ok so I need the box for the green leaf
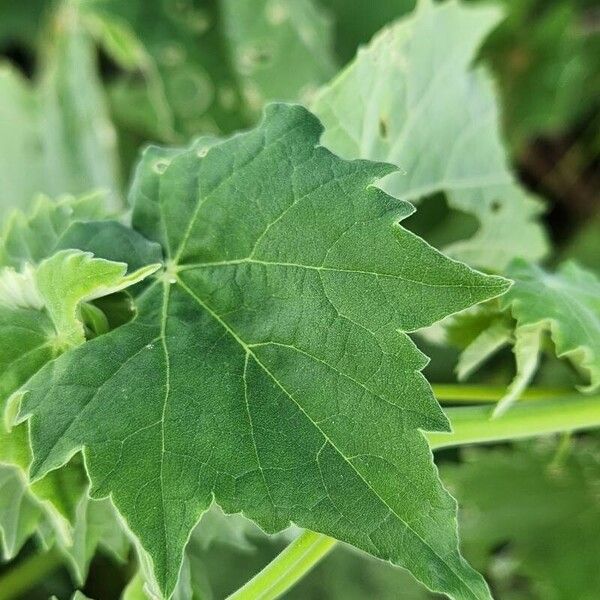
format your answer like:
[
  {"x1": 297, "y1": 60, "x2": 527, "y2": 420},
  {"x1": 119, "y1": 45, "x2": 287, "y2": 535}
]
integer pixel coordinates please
[
  {"x1": 312, "y1": 0, "x2": 547, "y2": 271},
  {"x1": 35, "y1": 249, "x2": 160, "y2": 349},
  {"x1": 444, "y1": 441, "x2": 600, "y2": 599},
  {"x1": 0, "y1": 464, "x2": 43, "y2": 559},
  {"x1": 0, "y1": 3, "x2": 121, "y2": 219},
  {"x1": 17, "y1": 104, "x2": 507, "y2": 600},
  {"x1": 64, "y1": 491, "x2": 130, "y2": 585},
  {"x1": 497, "y1": 260, "x2": 600, "y2": 412},
  {"x1": 0, "y1": 193, "x2": 107, "y2": 269},
  {"x1": 89, "y1": 0, "x2": 336, "y2": 137}
]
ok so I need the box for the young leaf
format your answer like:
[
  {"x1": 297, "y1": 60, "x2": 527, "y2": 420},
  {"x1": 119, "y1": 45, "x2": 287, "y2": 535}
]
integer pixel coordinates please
[
  {"x1": 0, "y1": 209, "x2": 160, "y2": 562},
  {"x1": 0, "y1": 193, "x2": 107, "y2": 269},
  {"x1": 17, "y1": 104, "x2": 507, "y2": 600},
  {"x1": 496, "y1": 260, "x2": 600, "y2": 412},
  {"x1": 446, "y1": 259, "x2": 600, "y2": 414},
  {"x1": 35, "y1": 250, "x2": 160, "y2": 349},
  {"x1": 312, "y1": 0, "x2": 547, "y2": 271}
]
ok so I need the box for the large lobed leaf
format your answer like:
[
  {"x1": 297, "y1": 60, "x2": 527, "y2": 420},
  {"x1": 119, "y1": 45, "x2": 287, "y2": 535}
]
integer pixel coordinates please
[
  {"x1": 312, "y1": 0, "x2": 547, "y2": 271},
  {"x1": 17, "y1": 104, "x2": 507, "y2": 599}
]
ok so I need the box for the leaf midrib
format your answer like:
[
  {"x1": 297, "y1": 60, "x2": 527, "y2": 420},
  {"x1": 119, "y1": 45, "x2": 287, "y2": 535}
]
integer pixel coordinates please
[{"x1": 176, "y1": 257, "x2": 500, "y2": 291}]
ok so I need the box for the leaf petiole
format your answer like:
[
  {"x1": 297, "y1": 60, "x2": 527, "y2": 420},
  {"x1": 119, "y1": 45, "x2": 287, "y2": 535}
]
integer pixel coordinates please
[
  {"x1": 431, "y1": 383, "x2": 572, "y2": 404},
  {"x1": 226, "y1": 530, "x2": 337, "y2": 600},
  {"x1": 428, "y1": 393, "x2": 600, "y2": 449}
]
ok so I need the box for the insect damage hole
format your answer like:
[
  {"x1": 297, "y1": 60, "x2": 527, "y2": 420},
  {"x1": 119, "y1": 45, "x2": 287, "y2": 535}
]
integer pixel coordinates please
[
  {"x1": 490, "y1": 199, "x2": 502, "y2": 213},
  {"x1": 379, "y1": 116, "x2": 389, "y2": 139}
]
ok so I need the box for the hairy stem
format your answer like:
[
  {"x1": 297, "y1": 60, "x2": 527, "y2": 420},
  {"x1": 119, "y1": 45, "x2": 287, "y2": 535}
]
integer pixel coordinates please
[
  {"x1": 229, "y1": 393, "x2": 600, "y2": 599},
  {"x1": 0, "y1": 548, "x2": 63, "y2": 600},
  {"x1": 226, "y1": 530, "x2": 336, "y2": 600}
]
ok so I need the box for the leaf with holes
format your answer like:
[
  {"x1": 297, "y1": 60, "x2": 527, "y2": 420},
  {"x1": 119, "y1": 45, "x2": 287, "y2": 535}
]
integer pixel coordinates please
[
  {"x1": 88, "y1": 0, "x2": 336, "y2": 139},
  {"x1": 16, "y1": 104, "x2": 508, "y2": 600},
  {"x1": 312, "y1": 0, "x2": 547, "y2": 271}
]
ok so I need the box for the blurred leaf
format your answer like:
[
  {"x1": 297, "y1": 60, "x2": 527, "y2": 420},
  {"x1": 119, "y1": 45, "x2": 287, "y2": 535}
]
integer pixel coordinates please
[
  {"x1": 317, "y1": 0, "x2": 416, "y2": 63},
  {"x1": 471, "y1": 0, "x2": 600, "y2": 147},
  {"x1": 63, "y1": 492, "x2": 129, "y2": 586},
  {"x1": 0, "y1": 5, "x2": 121, "y2": 220},
  {"x1": 0, "y1": 193, "x2": 107, "y2": 269},
  {"x1": 89, "y1": 0, "x2": 336, "y2": 138},
  {"x1": 500, "y1": 260, "x2": 600, "y2": 406},
  {"x1": 190, "y1": 504, "x2": 259, "y2": 553},
  {"x1": 0, "y1": 464, "x2": 43, "y2": 559},
  {"x1": 447, "y1": 260, "x2": 600, "y2": 413},
  {"x1": 444, "y1": 440, "x2": 600, "y2": 600},
  {"x1": 313, "y1": 0, "x2": 548, "y2": 271}
]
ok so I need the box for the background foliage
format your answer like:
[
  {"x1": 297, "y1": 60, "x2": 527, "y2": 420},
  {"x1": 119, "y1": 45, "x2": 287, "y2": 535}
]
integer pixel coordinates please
[{"x1": 0, "y1": 0, "x2": 598, "y2": 599}]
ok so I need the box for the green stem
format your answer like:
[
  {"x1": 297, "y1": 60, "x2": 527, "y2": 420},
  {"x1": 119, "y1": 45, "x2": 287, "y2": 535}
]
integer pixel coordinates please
[
  {"x1": 226, "y1": 531, "x2": 336, "y2": 600},
  {"x1": 0, "y1": 548, "x2": 63, "y2": 600},
  {"x1": 427, "y1": 394, "x2": 600, "y2": 449},
  {"x1": 431, "y1": 383, "x2": 572, "y2": 403},
  {"x1": 229, "y1": 393, "x2": 600, "y2": 600}
]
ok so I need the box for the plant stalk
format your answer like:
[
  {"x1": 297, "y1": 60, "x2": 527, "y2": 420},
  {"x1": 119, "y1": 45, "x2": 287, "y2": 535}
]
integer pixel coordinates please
[
  {"x1": 428, "y1": 394, "x2": 600, "y2": 449},
  {"x1": 226, "y1": 530, "x2": 336, "y2": 600},
  {"x1": 431, "y1": 383, "x2": 572, "y2": 403}
]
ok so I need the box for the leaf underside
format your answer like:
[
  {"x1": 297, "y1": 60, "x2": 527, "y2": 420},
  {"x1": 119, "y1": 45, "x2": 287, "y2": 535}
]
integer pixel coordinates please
[
  {"x1": 18, "y1": 104, "x2": 506, "y2": 599},
  {"x1": 312, "y1": 0, "x2": 547, "y2": 271}
]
